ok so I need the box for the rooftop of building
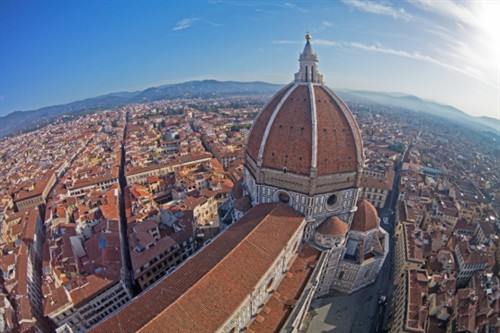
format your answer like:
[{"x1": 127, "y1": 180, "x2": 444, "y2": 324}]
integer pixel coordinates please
[
  {"x1": 403, "y1": 223, "x2": 431, "y2": 263},
  {"x1": 405, "y1": 269, "x2": 429, "y2": 332},
  {"x1": 351, "y1": 199, "x2": 379, "y2": 232},
  {"x1": 248, "y1": 244, "x2": 320, "y2": 333},
  {"x1": 91, "y1": 203, "x2": 305, "y2": 333},
  {"x1": 317, "y1": 216, "x2": 349, "y2": 236}
]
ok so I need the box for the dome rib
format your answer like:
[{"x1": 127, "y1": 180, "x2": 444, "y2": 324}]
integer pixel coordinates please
[
  {"x1": 313, "y1": 86, "x2": 361, "y2": 175},
  {"x1": 309, "y1": 83, "x2": 318, "y2": 172},
  {"x1": 322, "y1": 85, "x2": 364, "y2": 169},
  {"x1": 257, "y1": 84, "x2": 298, "y2": 166},
  {"x1": 244, "y1": 35, "x2": 364, "y2": 196},
  {"x1": 246, "y1": 83, "x2": 294, "y2": 162},
  {"x1": 247, "y1": 83, "x2": 362, "y2": 176},
  {"x1": 261, "y1": 84, "x2": 312, "y2": 175}
]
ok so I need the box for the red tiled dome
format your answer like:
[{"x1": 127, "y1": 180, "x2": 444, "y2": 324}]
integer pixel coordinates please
[
  {"x1": 246, "y1": 83, "x2": 362, "y2": 176},
  {"x1": 351, "y1": 199, "x2": 379, "y2": 232},
  {"x1": 317, "y1": 216, "x2": 349, "y2": 236}
]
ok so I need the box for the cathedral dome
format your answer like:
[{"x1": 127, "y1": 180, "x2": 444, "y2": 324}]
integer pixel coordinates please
[
  {"x1": 246, "y1": 84, "x2": 362, "y2": 176},
  {"x1": 351, "y1": 199, "x2": 379, "y2": 232},
  {"x1": 246, "y1": 35, "x2": 363, "y2": 189},
  {"x1": 317, "y1": 216, "x2": 349, "y2": 236}
]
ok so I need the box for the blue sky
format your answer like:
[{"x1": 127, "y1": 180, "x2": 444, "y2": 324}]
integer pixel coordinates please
[{"x1": 1, "y1": 0, "x2": 499, "y2": 119}]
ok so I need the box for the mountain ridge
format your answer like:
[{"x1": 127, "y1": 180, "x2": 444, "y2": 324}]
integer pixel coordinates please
[
  {"x1": 0, "y1": 80, "x2": 282, "y2": 137},
  {"x1": 1, "y1": 80, "x2": 498, "y2": 137},
  {"x1": 337, "y1": 89, "x2": 500, "y2": 134}
]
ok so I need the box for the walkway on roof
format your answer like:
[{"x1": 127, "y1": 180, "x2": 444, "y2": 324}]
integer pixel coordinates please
[{"x1": 248, "y1": 244, "x2": 321, "y2": 333}]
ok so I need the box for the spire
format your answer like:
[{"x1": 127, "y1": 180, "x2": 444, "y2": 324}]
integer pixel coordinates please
[
  {"x1": 295, "y1": 34, "x2": 323, "y2": 84},
  {"x1": 303, "y1": 33, "x2": 314, "y2": 56}
]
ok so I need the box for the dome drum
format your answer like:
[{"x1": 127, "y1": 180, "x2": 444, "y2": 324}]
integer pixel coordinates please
[
  {"x1": 245, "y1": 82, "x2": 363, "y2": 199},
  {"x1": 315, "y1": 233, "x2": 346, "y2": 249},
  {"x1": 245, "y1": 153, "x2": 360, "y2": 196},
  {"x1": 243, "y1": 177, "x2": 359, "y2": 222},
  {"x1": 314, "y1": 215, "x2": 349, "y2": 249}
]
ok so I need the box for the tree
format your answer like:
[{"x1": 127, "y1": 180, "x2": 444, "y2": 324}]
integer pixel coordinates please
[{"x1": 388, "y1": 142, "x2": 405, "y2": 154}]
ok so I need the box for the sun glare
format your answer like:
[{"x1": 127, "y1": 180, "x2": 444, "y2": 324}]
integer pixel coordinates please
[{"x1": 476, "y1": 1, "x2": 500, "y2": 64}]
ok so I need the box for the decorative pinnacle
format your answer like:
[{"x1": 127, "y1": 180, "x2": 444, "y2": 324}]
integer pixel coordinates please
[{"x1": 295, "y1": 33, "x2": 323, "y2": 84}]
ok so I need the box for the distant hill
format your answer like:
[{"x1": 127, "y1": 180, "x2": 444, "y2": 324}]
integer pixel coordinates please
[
  {"x1": 129, "y1": 80, "x2": 282, "y2": 103},
  {"x1": 337, "y1": 89, "x2": 500, "y2": 134},
  {"x1": 0, "y1": 91, "x2": 139, "y2": 137},
  {"x1": 0, "y1": 80, "x2": 282, "y2": 137},
  {"x1": 1, "y1": 81, "x2": 498, "y2": 137}
]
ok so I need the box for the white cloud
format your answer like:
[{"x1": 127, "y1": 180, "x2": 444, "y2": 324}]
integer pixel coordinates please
[
  {"x1": 349, "y1": 42, "x2": 495, "y2": 89},
  {"x1": 322, "y1": 21, "x2": 333, "y2": 27},
  {"x1": 284, "y1": 2, "x2": 307, "y2": 13},
  {"x1": 410, "y1": 1, "x2": 479, "y2": 26},
  {"x1": 272, "y1": 40, "x2": 303, "y2": 45},
  {"x1": 203, "y1": 20, "x2": 221, "y2": 27},
  {"x1": 409, "y1": 1, "x2": 499, "y2": 91},
  {"x1": 315, "y1": 39, "x2": 338, "y2": 47},
  {"x1": 172, "y1": 18, "x2": 199, "y2": 31},
  {"x1": 341, "y1": 0, "x2": 412, "y2": 21}
]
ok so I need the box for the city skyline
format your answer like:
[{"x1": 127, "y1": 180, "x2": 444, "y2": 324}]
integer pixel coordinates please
[
  {"x1": 1, "y1": 31, "x2": 499, "y2": 333},
  {"x1": 1, "y1": 0, "x2": 499, "y2": 120}
]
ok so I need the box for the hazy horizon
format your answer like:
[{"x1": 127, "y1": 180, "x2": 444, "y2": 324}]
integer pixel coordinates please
[{"x1": 1, "y1": 1, "x2": 499, "y2": 119}]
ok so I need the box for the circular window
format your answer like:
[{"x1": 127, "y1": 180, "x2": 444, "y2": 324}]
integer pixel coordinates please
[
  {"x1": 278, "y1": 192, "x2": 290, "y2": 204},
  {"x1": 327, "y1": 194, "x2": 337, "y2": 206}
]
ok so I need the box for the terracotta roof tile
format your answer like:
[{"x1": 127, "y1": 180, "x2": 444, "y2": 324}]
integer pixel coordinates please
[
  {"x1": 247, "y1": 85, "x2": 292, "y2": 161},
  {"x1": 91, "y1": 203, "x2": 305, "y2": 333},
  {"x1": 249, "y1": 244, "x2": 320, "y2": 333},
  {"x1": 317, "y1": 216, "x2": 348, "y2": 236},
  {"x1": 351, "y1": 199, "x2": 379, "y2": 232},
  {"x1": 43, "y1": 286, "x2": 71, "y2": 317},
  {"x1": 261, "y1": 85, "x2": 313, "y2": 175},
  {"x1": 69, "y1": 275, "x2": 115, "y2": 307},
  {"x1": 314, "y1": 86, "x2": 360, "y2": 175},
  {"x1": 246, "y1": 84, "x2": 361, "y2": 176},
  {"x1": 23, "y1": 209, "x2": 39, "y2": 242},
  {"x1": 16, "y1": 254, "x2": 29, "y2": 296}
]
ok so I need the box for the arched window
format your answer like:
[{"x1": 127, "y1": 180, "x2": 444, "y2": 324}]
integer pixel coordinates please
[
  {"x1": 305, "y1": 66, "x2": 308, "y2": 81},
  {"x1": 278, "y1": 192, "x2": 290, "y2": 204}
]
